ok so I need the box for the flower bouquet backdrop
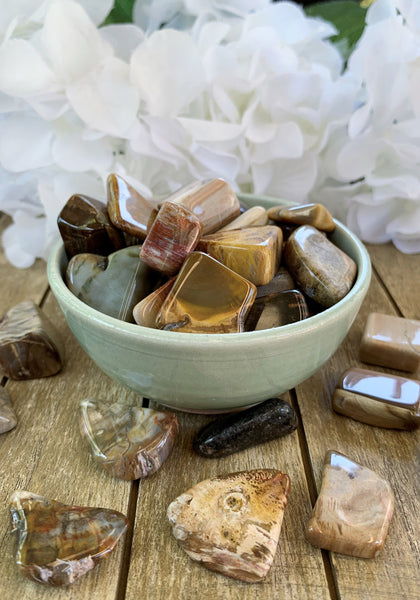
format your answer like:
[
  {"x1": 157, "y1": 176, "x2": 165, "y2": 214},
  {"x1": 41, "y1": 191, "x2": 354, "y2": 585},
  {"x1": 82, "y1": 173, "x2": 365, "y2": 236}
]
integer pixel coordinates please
[{"x1": 0, "y1": 0, "x2": 419, "y2": 268}]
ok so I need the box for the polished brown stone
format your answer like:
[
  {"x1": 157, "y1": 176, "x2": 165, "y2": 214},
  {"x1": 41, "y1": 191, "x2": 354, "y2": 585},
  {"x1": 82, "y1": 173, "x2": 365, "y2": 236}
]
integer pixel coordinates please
[
  {"x1": 107, "y1": 173, "x2": 157, "y2": 240},
  {"x1": 140, "y1": 201, "x2": 203, "y2": 275},
  {"x1": 133, "y1": 278, "x2": 175, "y2": 328},
  {"x1": 255, "y1": 267, "x2": 295, "y2": 299},
  {"x1": 332, "y1": 367, "x2": 420, "y2": 430},
  {"x1": 218, "y1": 206, "x2": 268, "y2": 232},
  {"x1": 66, "y1": 246, "x2": 160, "y2": 322},
  {"x1": 167, "y1": 469, "x2": 290, "y2": 582},
  {"x1": 0, "y1": 301, "x2": 63, "y2": 380},
  {"x1": 284, "y1": 225, "x2": 357, "y2": 308},
  {"x1": 165, "y1": 179, "x2": 240, "y2": 235},
  {"x1": 57, "y1": 194, "x2": 125, "y2": 259},
  {"x1": 80, "y1": 398, "x2": 179, "y2": 479},
  {"x1": 245, "y1": 289, "x2": 308, "y2": 331},
  {"x1": 267, "y1": 203, "x2": 335, "y2": 232},
  {"x1": 198, "y1": 225, "x2": 282, "y2": 286},
  {"x1": 0, "y1": 387, "x2": 17, "y2": 434},
  {"x1": 156, "y1": 252, "x2": 256, "y2": 333},
  {"x1": 360, "y1": 312, "x2": 420, "y2": 372},
  {"x1": 305, "y1": 451, "x2": 394, "y2": 558},
  {"x1": 10, "y1": 491, "x2": 128, "y2": 586}
]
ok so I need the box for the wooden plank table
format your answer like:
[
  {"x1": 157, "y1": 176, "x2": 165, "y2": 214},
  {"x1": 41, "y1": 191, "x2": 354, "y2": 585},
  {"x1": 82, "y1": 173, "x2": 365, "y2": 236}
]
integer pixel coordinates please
[{"x1": 0, "y1": 212, "x2": 419, "y2": 600}]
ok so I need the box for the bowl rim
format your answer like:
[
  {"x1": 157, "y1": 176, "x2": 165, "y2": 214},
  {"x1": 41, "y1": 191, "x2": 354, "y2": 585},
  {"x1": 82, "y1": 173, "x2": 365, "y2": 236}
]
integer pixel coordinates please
[{"x1": 47, "y1": 193, "x2": 372, "y2": 349}]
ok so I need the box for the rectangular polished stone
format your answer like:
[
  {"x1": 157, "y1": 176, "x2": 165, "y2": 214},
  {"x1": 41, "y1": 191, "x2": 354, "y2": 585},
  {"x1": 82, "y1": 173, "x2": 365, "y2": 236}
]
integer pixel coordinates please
[
  {"x1": 360, "y1": 312, "x2": 420, "y2": 372},
  {"x1": 332, "y1": 367, "x2": 420, "y2": 429},
  {"x1": 156, "y1": 252, "x2": 256, "y2": 333}
]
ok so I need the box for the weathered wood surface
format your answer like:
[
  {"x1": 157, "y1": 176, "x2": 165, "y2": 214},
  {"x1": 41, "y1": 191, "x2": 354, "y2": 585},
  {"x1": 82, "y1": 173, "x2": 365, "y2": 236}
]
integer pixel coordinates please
[{"x1": 0, "y1": 215, "x2": 419, "y2": 600}]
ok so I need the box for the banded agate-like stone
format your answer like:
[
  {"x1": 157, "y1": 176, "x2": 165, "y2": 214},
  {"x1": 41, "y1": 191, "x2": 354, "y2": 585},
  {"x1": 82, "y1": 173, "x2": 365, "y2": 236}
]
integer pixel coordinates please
[
  {"x1": 360, "y1": 312, "x2": 420, "y2": 372},
  {"x1": 268, "y1": 203, "x2": 335, "y2": 232},
  {"x1": 0, "y1": 387, "x2": 17, "y2": 434},
  {"x1": 306, "y1": 451, "x2": 394, "y2": 558},
  {"x1": 57, "y1": 194, "x2": 124, "y2": 259},
  {"x1": 284, "y1": 225, "x2": 357, "y2": 308},
  {"x1": 198, "y1": 225, "x2": 282, "y2": 286},
  {"x1": 156, "y1": 252, "x2": 257, "y2": 333},
  {"x1": 107, "y1": 173, "x2": 157, "y2": 239},
  {"x1": 10, "y1": 491, "x2": 128, "y2": 586},
  {"x1": 140, "y1": 201, "x2": 203, "y2": 275},
  {"x1": 332, "y1": 367, "x2": 420, "y2": 430},
  {"x1": 165, "y1": 179, "x2": 240, "y2": 235},
  {"x1": 167, "y1": 469, "x2": 290, "y2": 582},
  {"x1": 245, "y1": 289, "x2": 308, "y2": 331},
  {"x1": 80, "y1": 398, "x2": 179, "y2": 479},
  {"x1": 133, "y1": 278, "x2": 175, "y2": 328},
  {"x1": 218, "y1": 206, "x2": 268, "y2": 232},
  {"x1": 0, "y1": 301, "x2": 63, "y2": 380}
]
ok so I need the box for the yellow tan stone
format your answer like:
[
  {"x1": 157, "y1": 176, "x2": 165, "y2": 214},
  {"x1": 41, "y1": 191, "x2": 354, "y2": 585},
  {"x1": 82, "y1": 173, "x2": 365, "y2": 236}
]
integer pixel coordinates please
[
  {"x1": 268, "y1": 203, "x2": 335, "y2": 232},
  {"x1": 218, "y1": 206, "x2": 268, "y2": 232}
]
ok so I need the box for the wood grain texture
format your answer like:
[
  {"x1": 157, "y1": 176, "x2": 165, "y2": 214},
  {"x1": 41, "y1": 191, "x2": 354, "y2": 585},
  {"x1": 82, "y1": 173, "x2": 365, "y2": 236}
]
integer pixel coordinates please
[
  {"x1": 296, "y1": 270, "x2": 420, "y2": 600},
  {"x1": 125, "y1": 394, "x2": 331, "y2": 600}
]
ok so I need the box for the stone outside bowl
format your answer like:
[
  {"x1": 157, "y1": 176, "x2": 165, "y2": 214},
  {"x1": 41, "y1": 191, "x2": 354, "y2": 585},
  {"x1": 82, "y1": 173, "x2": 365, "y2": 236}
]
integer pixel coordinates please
[{"x1": 47, "y1": 194, "x2": 371, "y2": 413}]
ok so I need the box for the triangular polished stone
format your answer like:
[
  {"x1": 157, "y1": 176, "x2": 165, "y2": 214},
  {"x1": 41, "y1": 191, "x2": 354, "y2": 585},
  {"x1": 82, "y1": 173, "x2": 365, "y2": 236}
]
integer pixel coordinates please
[
  {"x1": 80, "y1": 398, "x2": 179, "y2": 479},
  {"x1": 267, "y1": 203, "x2": 335, "y2": 232},
  {"x1": 107, "y1": 173, "x2": 157, "y2": 240},
  {"x1": 156, "y1": 252, "x2": 256, "y2": 333},
  {"x1": 305, "y1": 451, "x2": 394, "y2": 558},
  {"x1": 10, "y1": 491, "x2": 128, "y2": 586},
  {"x1": 198, "y1": 225, "x2": 282, "y2": 286},
  {"x1": 167, "y1": 469, "x2": 290, "y2": 582},
  {"x1": 0, "y1": 387, "x2": 17, "y2": 434},
  {"x1": 66, "y1": 246, "x2": 161, "y2": 322}
]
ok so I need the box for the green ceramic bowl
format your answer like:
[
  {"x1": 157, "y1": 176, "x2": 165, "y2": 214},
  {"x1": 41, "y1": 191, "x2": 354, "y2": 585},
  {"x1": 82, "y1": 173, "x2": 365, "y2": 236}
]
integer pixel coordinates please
[{"x1": 47, "y1": 194, "x2": 371, "y2": 412}]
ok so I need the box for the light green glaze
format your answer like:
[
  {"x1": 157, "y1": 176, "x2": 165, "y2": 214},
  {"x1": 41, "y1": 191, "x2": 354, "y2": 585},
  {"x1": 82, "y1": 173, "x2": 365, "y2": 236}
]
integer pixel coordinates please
[{"x1": 47, "y1": 194, "x2": 371, "y2": 413}]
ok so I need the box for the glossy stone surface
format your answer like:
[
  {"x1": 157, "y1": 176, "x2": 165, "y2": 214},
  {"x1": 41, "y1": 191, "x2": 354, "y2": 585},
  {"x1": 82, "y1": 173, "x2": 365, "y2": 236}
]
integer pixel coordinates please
[
  {"x1": 305, "y1": 451, "x2": 394, "y2": 558},
  {"x1": 268, "y1": 203, "x2": 335, "y2": 232},
  {"x1": 140, "y1": 201, "x2": 203, "y2": 275},
  {"x1": 0, "y1": 387, "x2": 17, "y2": 434},
  {"x1": 198, "y1": 225, "x2": 282, "y2": 286},
  {"x1": 66, "y1": 246, "x2": 160, "y2": 323},
  {"x1": 80, "y1": 398, "x2": 178, "y2": 479},
  {"x1": 284, "y1": 225, "x2": 357, "y2": 308},
  {"x1": 156, "y1": 252, "x2": 256, "y2": 333},
  {"x1": 255, "y1": 267, "x2": 295, "y2": 299},
  {"x1": 167, "y1": 469, "x2": 290, "y2": 582},
  {"x1": 133, "y1": 278, "x2": 175, "y2": 328},
  {"x1": 10, "y1": 490, "x2": 128, "y2": 586},
  {"x1": 0, "y1": 301, "x2": 63, "y2": 380},
  {"x1": 107, "y1": 173, "x2": 157, "y2": 240},
  {"x1": 218, "y1": 206, "x2": 268, "y2": 232},
  {"x1": 245, "y1": 289, "x2": 308, "y2": 331},
  {"x1": 57, "y1": 194, "x2": 125, "y2": 259},
  {"x1": 332, "y1": 367, "x2": 420, "y2": 430},
  {"x1": 165, "y1": 179, "x2": 240, "y2": 235},
  {"x1": 360, "y1": 312, "x2": 420, "y2": 372},
  {"x1": 194, "y1": 398, "x2": 297, "y2": 457}
]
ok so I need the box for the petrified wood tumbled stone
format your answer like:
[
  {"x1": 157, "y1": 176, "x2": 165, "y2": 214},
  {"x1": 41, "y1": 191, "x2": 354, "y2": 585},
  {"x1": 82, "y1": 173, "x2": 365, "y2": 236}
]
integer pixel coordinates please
[
  {"x1": 268, "y1": 203, "x2": 335, "y2": 232},
  {"x1": 305, "y1": 451, "x2": 394, "y2": 558},
  {"x1": 66, "y1": 246, "x2": 160, "y2": 322},
  {"x1": 0, "y1": 301, "x2": 63, "y2": 380},
  {"x1": 284, "y1": 225, "x2": 357, "y2": 308},
  {"x1": 133, "y1": 278, "x2": 175, "y2": 328},
  {"x1": 156, "y1": 252, "x2": 256, "y2": 333},
  {"x1": 165, "y1": 178, "x2": 240, "y2": 235},
  {"x1": 10, "y1": 491, "x2": 128, "y2": 586},
  {"x1": 167, "y1": 469, "x2": 290, "y2": 582},
  {"x1": 245, "y1": 289, "x2": 308, "y2": 331},
  {"x1": 80, "y1": 398, "x2": 179, "y2": 479},
  {"x1": 194, "y1": 398, "x2": 297, "y2": 457},
  {"x1": 218, "y1": 206, "x2": 268, "y2": 232},
  {"x1": 57, "y1": 194, "x2": 125, "y2": 259},
  {"x1": 140, "y1": 201, "x2": 203, "y2": 275},
  {"x1": 107, "y1": 173, "x2": 157, "y2": 240},
  {"x1": 198, "y1": 225, "x2": 282, "y2": 286},
  {"x1": 0, "y1": 387, "x2": 17, "y2": 434},
  {"x1": 332, "y1": 367, "x2": 420, "y2": 430}
]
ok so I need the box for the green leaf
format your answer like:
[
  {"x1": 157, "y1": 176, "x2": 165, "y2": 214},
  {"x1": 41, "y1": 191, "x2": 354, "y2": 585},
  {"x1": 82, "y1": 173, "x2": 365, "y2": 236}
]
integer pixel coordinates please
[
  {"x1": 102, "y1": 0, "x2": 136, "y2": 25},
  {"x1": 305, "y1": 1, "x2": 367, "y2": 61}
]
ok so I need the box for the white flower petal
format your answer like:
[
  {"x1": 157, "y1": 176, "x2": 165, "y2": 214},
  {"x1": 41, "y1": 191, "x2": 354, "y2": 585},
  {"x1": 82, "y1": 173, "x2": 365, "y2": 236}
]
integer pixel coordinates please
[
  {"x1": 41, "y1": 0, "x2": 113, "y2": 84},
  {"x1": 366, "y1": 0, "x2": 397, "y2": 24},
  {"x1": 100, "y1": 24, "x2": 145, "y2": 62},
  {"x1": 177, "y1": 117, "x2": 243, "y2": 141},
  {"x1": 0, "y1": 112, "x2": 53, "y2": 171},
  {"x1": 133, "y1": 0, "x2": 183, "y2": 33},
  {"x1": 2, "y1": 210, "x2": 46, "y2": 268},
  {"x1": 0, "y1": 38, "x2": 56, "y2": 97},
  {"x1": 130, "y1": 29, "x2": 205, "y2": 117},
  {"x1": 52, "y1": 121, "x2": 114, "y2": 172},
  {"x1": 347, "y1": 200, "x2": 399, "y2": 244},
  {"x1": 77, "y1": 0, "x2": 114, "y2": 25},
  {"x1": 265, "y1": 152, "x2": 318, "y2": 202},
  {"x1": 67, "y1": 57, "x2": 140, "y2": 137}
]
